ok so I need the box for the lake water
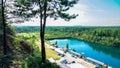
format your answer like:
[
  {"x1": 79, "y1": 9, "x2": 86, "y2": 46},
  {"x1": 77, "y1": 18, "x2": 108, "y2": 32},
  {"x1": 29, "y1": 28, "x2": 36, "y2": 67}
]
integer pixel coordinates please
[{"x1": 50, "y1": 38, "x2": 120, "y2": 68}]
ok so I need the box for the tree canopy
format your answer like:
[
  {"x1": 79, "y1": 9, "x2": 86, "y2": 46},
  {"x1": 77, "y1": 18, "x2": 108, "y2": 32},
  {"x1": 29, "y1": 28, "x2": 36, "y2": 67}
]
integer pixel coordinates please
[
  {"x1": 11, "y1": 0, "x2": 79, "y2": 63},
  {"x1": 12, "y1": 0, "x2": 78, "y2": 21}
]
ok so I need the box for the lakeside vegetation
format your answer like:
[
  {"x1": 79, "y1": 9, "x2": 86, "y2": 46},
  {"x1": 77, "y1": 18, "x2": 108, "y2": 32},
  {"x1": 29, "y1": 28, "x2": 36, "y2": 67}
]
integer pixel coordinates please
[{"x1": 15, "y1": 26, "x2": 120, "y2": 47}]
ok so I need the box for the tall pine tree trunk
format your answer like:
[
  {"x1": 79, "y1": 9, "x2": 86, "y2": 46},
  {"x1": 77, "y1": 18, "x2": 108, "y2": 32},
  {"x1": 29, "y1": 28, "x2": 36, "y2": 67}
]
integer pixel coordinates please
[
  {"x1": 2, "y1": 0, "x2": 7, "y2": 55},
  {"x1": 39, "y1": 0, "x2": 47, "y2": 63},
  {"x1": 41, "y1": 0, "x2": 47, "y2": 63}
]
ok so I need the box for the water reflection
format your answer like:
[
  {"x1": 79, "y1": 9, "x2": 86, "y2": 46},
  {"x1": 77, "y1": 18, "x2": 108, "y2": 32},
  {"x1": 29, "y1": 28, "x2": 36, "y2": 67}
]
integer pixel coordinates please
[{"x1": 87, "y1": 42, "x2": 120, "y2": 59}]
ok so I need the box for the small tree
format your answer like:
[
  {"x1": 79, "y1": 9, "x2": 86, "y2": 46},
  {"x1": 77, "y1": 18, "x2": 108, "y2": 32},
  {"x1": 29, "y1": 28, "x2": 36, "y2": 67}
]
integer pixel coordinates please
[
  {"x1": 65, "y1": 43, "x2": 69, "y2": 52},
  {"x1": 66, "y1": 43, "x2": 69, "y2": 49},
  {"x1": 55, "y1": 41, "x2": 57, "y2": 45},
  {"x1": 72, "y1": 49, "x2": 76, "y2": 52}
]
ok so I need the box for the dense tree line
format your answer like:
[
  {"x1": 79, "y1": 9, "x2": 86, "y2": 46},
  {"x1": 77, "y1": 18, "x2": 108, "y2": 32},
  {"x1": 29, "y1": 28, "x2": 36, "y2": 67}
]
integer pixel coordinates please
[{"x1": 15, "y1": 26, "x2": 120, "y2": 47}]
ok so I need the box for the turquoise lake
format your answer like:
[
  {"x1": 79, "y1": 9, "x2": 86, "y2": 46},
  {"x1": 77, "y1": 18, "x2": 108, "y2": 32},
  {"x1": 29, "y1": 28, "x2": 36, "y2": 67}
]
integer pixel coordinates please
[{"x1": 50, "y1": 38, "x2": 120, "y2": 68}]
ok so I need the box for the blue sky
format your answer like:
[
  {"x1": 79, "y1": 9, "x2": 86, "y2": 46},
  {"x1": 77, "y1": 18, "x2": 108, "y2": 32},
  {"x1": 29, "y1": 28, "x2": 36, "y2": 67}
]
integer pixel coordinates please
[{"x1": 14, "y1": 0, "x2": 120, "y2": 26}]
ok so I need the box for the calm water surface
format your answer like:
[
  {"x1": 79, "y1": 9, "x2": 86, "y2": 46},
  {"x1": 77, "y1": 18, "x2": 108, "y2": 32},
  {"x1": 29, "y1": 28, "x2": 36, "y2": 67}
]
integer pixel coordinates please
[{"x1": 50, "y1": 38, "x2": 120, "y2": 68}]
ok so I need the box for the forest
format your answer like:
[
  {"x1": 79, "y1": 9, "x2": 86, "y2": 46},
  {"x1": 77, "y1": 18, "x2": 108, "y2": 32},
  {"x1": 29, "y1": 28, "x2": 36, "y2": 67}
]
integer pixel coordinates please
[{"x1": 15, "y1": 26, "x2": 120, "y2": 47}]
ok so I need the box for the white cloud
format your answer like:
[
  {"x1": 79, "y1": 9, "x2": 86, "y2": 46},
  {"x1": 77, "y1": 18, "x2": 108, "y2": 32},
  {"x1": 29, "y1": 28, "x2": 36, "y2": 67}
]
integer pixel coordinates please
[
  {"x1": 12, "y1": 1, "x2": 120, "y2": 26},
  {"x1": 68, "y1": 4, "x2": 90, "y2": 16}
]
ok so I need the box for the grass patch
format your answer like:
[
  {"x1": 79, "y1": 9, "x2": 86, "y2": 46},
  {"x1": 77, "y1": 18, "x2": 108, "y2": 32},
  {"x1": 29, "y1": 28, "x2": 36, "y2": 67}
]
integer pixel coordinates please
[
  {"x1": 36, "y1": 41, "x2": 61, "y2": 60},
  {"x1": 45, "y1": 45, "x2": 61, "y2": 60}
]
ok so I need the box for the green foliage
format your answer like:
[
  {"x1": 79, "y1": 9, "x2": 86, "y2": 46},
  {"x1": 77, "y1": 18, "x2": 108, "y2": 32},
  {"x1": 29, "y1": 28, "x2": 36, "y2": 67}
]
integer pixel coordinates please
[
  {"x1": 55, "y1": 41, "x2": 57, "y2": 45},
  {"x1": 13, "y1": 0, "x2": 78, "y2": 21},
  {"x1": 13, "y1": 33, "x2": 60, "y2": 68},
  {"x1": 45, "y1": 26, "x2": 120, "y2": 47},
  {"x1": 66, "y1": 43, "x2": 69, "y2": 49},
  {"x1": 15, "y1": 26, "x2": 120, "y2": 47},
  {"x1": 72, "y1": 49, "x2": 76, "y2": 52},
  {"x1": 12, "y1": 33, "x2": 41, "y2": 68},
  {"x1": 37, "y1": 61, "x2": 60, "y2": 68}
]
